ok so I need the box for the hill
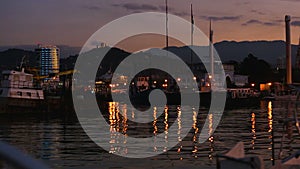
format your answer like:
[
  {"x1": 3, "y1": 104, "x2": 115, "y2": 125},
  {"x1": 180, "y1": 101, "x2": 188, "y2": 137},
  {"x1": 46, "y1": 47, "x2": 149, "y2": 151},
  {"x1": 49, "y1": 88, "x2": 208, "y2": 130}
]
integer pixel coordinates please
[{"x1": 0, "y1": 40, "x2": 299, "y2": 70}]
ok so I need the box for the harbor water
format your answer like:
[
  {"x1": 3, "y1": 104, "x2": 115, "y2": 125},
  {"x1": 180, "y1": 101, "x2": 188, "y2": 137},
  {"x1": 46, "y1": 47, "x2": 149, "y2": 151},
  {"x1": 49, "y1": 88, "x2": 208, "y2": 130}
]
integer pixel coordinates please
[{"x1": 0, "y1": 100, "x2": 300, "y2": 169}]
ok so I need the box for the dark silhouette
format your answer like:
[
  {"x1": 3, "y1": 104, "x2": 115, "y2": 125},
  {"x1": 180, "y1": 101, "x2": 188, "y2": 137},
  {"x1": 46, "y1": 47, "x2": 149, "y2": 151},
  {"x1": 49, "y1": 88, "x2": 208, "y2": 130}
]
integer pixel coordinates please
[{"x1": 240, "y1": 53, "x2": 274, "y2": 83}]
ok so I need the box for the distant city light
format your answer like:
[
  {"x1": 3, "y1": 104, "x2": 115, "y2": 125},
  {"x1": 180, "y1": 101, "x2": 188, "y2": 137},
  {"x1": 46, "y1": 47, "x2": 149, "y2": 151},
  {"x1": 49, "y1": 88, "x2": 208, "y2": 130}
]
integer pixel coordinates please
[
  {"x1": 177, "y1": 78, "x2": 181, "y2": 82},
  {"x1": 251, "y1": 83, "x2": 255, "y2": 87},
  {"x1": 267, "y1": 83, "x2": 272, "y2": 86},
  {"x1": 193, "y1": 77, "x2": 197, "y2": 80}
]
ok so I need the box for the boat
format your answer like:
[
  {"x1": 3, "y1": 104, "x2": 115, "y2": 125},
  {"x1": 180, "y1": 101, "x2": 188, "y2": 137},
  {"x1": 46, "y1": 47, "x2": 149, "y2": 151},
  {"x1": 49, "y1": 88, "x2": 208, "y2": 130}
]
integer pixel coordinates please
[
  {"x1": 96, "y1": 76, "x2": 260, "y2": 108},
  {"x1": 225, "y1": 88, "x2": 261, "y2": 108},
  {"x1": 0, "y1": 68, "x2": 44, "y2": 113},
  {"x1": 216, "y1": 142, "x2": 265, "y2": 169},
  {"x1": 269, "y1": 83, "x2": 300, "y2": 101},
  {"x1": 227, "y1": 88, "x2": 259, "y2": 99}
]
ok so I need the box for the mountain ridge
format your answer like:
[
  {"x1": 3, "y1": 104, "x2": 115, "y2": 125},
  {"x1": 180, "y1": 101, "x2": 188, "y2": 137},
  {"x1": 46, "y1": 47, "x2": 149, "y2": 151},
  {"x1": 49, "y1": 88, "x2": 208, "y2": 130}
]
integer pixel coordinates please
[{"x1": 0, "y1": 40, "x2": 299, "y2": 68}]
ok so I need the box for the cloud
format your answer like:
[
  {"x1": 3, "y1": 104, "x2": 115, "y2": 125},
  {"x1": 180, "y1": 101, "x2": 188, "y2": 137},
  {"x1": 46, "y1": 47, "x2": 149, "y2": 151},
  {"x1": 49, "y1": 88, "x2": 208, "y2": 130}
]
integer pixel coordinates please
[
  {"x1": 272, "y1": 16, "x2": 300, "y2": 23},
  {"x1": 235, "y1": 1, "x2": 251, "y2": 6},
  {"x1": 113, "y1": 3, "x2": 158, "y2": 11},
  {"x1": 83, "y1": 5, "x2": 101, "y2": 11},
  {"x1": 291, "y1": 21, "x2": 300, "y2": 27},
  {"x1": 158, "y1": 5, "x2": 167, "y2": 11},
  {"x1": 273, "y1": 19, "x2": 284, "y2": 23},
  {"x1": 250, "y1": 10, "x2": 265, "y2": 15},
  {"x1": 112, "y1": 3, "x2": 190, "y2": 17},
  {"x1": 200, "y1": 16, "x2": 241, "y2": 21},
  {"x1": 263, "y1": 22, "x2": 280, "y2": 26},
  {"x1": 281, "y1": 0, "x2": 300, "y2": 2},
  {"x1": 173, "y1": 11, "x2": 189, "y2": 17},
  {"x1": 242, "y1": 19, "x2": 279, "y2": 26},
  {"x1": 158, "y1": 5, "x2": 189, "y2": 17}
]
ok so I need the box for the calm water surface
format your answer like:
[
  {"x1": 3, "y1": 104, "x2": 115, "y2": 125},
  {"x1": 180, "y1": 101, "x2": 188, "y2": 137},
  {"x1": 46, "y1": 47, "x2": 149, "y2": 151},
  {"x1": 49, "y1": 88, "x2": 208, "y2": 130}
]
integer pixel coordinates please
[{"x1": 1, "y1": 100, "x2": 300, "y2": 169}]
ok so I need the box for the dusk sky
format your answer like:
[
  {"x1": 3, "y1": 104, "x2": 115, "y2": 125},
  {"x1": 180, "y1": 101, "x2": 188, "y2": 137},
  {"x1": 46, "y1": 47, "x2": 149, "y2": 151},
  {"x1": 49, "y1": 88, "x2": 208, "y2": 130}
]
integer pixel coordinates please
[{"x1": 1, "y1": 0, "x2": 300, "y2": 51}]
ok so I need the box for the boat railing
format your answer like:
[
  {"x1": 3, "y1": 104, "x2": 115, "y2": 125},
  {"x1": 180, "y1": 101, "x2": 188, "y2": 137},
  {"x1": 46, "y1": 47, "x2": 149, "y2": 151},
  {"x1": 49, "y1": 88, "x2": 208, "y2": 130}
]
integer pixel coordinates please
[{"x1": 2, "y1": 80, "x2": 34, "y2": 89}]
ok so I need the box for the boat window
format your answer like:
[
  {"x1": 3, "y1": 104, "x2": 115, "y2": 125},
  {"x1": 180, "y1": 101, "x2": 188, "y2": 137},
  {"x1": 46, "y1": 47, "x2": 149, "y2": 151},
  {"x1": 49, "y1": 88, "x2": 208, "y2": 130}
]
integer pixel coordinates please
[
  {"x1": 25, "y1": 75, "x2": 32, "y2": 81},
  {"x1": 3, "y1": 75, "x2": 8, "y2": 80},
  {"x1": 14, "y1": 75, "x2": 20, "y2": 81},
  {"x1": 26, "y1": 92, "x2": 31, "y2": 97},
  {"x1": 17, "y1": 91, "x2": 22, "y2": 96}
]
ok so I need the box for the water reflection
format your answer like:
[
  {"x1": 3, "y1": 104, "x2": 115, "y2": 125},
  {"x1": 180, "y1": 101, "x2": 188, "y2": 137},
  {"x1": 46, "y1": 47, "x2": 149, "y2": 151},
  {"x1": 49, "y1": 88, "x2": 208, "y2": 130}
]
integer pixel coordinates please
[
  {"x1": 1, "y1": 100, "x2": 300, "y2": 168},
  {"x1": 105, "y1": 102, "x2": 219, "y2": 161},
  {"x1": 267, "y1": 101, "x2": 273, "y2": 163},
  {"x1": 208, "y1": 113, "x2": 214, "y2": 160},
  {"x1": 164, "y1": 106, "x2": 169, "y2": 152},
  {"x1": 251, "y1": 112, "x2": 256, "y2": 150},
  {"x1": 277, "y1": 101, "x2": 300, "y2": 160},
  {"x1": 176, "y1": 107, "x2": 182, "y2": 155},
  {"x1": 192, "y1": 110, "x2": 198, "y2": 155},
  {"x1": 268, "y1": 101, "x2": 273, "y2": 133},
  {"x1": 121, "y1": 104, "x2": 128, "y2": 135}
]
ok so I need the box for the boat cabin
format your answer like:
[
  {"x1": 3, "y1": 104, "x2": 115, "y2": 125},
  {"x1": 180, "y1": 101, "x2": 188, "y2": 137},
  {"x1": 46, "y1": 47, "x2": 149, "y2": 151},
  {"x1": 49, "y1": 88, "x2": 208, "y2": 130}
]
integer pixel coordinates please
[
  {"x1": 227, "y1": 88, "x2": 255, "y2": 99},
  {"x1": 0, "y1": 69, "x2": 44, "y2": 100}
]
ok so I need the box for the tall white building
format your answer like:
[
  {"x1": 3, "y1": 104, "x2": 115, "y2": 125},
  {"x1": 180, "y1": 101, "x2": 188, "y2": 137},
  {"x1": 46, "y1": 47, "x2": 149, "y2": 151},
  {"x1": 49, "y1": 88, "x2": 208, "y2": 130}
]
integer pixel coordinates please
[{"x1": 35, "y1": 45, "x2": 60, "y2": 77}]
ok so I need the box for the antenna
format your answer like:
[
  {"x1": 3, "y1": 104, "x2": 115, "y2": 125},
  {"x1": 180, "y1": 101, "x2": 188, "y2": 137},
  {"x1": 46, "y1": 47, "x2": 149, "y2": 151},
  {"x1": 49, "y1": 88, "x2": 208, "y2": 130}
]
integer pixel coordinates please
[
  {"x1": 20, "y1": 55, "x2": 26, "y2": 71},
  {"x1": 191, "y1": 3, "x2": 194, "y2": 66},
  {"x1": 165, "y1": 0, "x2": 169, "y2": 49},
  {"x1": 209, "y1": 19, "x2": 214, "y2": 79}
]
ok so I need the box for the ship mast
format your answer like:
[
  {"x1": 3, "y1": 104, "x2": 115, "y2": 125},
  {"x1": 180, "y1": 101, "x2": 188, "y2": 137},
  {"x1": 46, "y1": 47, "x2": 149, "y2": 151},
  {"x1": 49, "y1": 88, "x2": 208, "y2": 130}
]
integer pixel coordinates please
[
  {"x1": 165, "y1": 0, "x2": 169, "y2": 49},
  {"x1": 209, "y1": 19, "x2": 214, "y2": 79},
  {"x1": 191, "y1": 3, "x2": 194, "y2": 66},
  {"x1": 285, "y1": 15, "x2": 292, "y2": 84},
  {"x1": 20, "y1": 55, "x2": 26, "y2": 72}
]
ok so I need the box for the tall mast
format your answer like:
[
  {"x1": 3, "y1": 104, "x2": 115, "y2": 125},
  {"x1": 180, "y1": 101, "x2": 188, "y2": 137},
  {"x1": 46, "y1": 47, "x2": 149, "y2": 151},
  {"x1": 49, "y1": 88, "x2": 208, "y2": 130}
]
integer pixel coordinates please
[
  {"x1": 191, "y1": 3, "x2": 194, "y2": 66},
  {"x1": 165, "y1": 0, "x2": 169, "y2": 49},
  {"x1": 296, "y1": 35, "x2": 300, "y2": 70},
  {"x1": 285, "y1": 15, "x2": 292, "y2": 84},
  {"x1": 209, "y1": 19, "x2": 214, "y2": 79}
]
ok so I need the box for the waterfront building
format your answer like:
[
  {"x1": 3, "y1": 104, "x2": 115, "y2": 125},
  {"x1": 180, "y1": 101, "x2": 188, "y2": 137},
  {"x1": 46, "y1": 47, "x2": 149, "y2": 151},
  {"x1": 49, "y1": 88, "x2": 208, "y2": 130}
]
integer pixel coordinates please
[
  {"x1": 223, "y1": 63, "x2": 248, "y2": 87},
  {"x1": 35, "y1": 45, "x2": 60, "y2": 79}
]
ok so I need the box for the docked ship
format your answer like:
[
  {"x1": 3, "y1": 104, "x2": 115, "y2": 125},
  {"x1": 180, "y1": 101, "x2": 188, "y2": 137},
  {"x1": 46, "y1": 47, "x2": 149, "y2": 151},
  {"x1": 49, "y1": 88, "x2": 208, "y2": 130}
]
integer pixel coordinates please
[{"x1": 0, "y1": 69, "x2": 44, "y2": 113}]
